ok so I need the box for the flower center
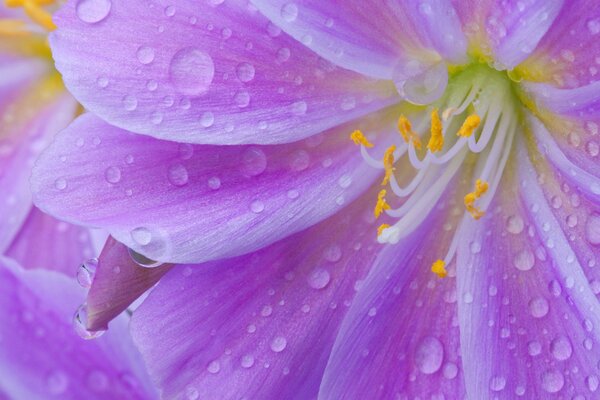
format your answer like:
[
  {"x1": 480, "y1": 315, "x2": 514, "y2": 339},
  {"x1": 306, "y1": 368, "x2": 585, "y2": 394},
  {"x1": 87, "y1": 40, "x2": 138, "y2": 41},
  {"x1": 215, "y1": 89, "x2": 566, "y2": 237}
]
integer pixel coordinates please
[
  {"x1": 351, "y1": 65, "x2": 521, "y2": 277},
  {"x1": 1, "y1": 0, "x2": 57, "y2": 34}
]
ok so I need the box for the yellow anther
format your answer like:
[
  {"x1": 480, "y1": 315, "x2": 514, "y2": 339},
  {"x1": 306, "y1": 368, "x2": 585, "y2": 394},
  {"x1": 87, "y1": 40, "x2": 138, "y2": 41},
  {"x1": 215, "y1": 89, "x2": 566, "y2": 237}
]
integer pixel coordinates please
[
  {"x1": 0, "y1": 19, "x2": 28, "y2": 35},
  {"x1": 457, "y1": 114, "x2": 481, "y2": 137},
  {"x1": 381, "y1": 144, "x2": 396, "y2": 186},
  {"x1": 397, "y1": 115, "x2": 422, "y2": 150},
  {"x1": 464, "y1": 178, "x2": 489, "y2": 220},
  {"x1": 377, "y1": 223, "x2": 390, "y2": 237},
  {"x1": 374, "y1": 189, "x2": 390, "y2": 219},
  {"x1": 427, "y1": 109, "x2": 444, "y2": 153},
  {"x1": 350, "y1": 130, "x2": 374, "y2": 148},
  {"x1": 431, "y1": 259, "x2": 447, "y2": 278}
]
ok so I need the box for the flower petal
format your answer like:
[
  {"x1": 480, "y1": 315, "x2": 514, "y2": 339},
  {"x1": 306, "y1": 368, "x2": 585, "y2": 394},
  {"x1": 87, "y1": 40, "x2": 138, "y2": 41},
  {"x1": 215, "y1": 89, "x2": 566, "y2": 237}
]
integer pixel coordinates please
[
  {"x1": 251, "y1": 0, "x2": 468, "y2": 78},
  {"x1": 517, "y1": 2, "x2": 600, "y2": 87},
  {"x1": 129, "y1": 192, "x2": 381, "y2": 399},
  {"x1": 50, "y1": 0, "x2": 397, "y2": 145},
  {"x1": 0, "y1": 74, "x2": 76, "y2": 252},
  {"x1": 31, "y1": 111, "x2": 393, "y2": 263},
  {"x1": 86, "y1": 237, "x2": 173, "y2": 332},
  {"x1": 5, "y1": 207, "x2": 96, "y2": 275},
  {"x1": 319, "y1": 190, "x2": 466, "y2": 399},
  {"x1": 457, "y1": 139, "x2": 600, "y2": 399},
  {"x1": 0, "y1": 257, "x2": 156, "y2": 399}
]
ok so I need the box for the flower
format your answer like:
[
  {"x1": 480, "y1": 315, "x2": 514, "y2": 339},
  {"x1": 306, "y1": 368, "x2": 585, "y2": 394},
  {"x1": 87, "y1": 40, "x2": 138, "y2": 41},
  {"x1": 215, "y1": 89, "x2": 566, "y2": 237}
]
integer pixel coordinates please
[{"x1": 30, "y1": 0, "x2": 600, "y2": 398}]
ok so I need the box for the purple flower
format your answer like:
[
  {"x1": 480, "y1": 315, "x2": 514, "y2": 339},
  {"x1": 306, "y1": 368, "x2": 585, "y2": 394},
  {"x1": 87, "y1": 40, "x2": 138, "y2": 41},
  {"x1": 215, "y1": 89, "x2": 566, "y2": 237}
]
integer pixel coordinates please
[{"x1": 28, "y1": 0, "x2": 600, "y2": 398}]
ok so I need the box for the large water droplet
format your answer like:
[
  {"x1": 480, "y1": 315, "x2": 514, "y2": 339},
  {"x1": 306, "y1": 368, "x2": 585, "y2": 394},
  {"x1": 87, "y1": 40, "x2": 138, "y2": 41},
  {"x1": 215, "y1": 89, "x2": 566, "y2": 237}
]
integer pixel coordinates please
[
  {"x1": 76, "y1": 0, "x2": 111, "y2": 23},
  {"x1": 528, "y1": 296, "x2": 549, "y2": 318},
  {"x1": 206, "y1": 360, "x2": 220, "y2": 374},
  {"x1": 104, "y1": 166, "x2": 121, "y2": 183},
  {"x1": 506, "y1": 215, "x2": 524, "y2": 234},
  {"x1": 513, "y1": 249, "x2": 534, "y2": 271},
  {"x1": 73, "y1": 304, "x2": 105, "y2": 339},
  {"x1": 585, "y1": 214, "x2": 600, "y2": 245},
  {"x1": 170, "y1": 47, "x2": 214, "y2": 96},
  {"x1": 541, "y1": 369, "x2": 564, "y2": 393},
  {"x1": 393, "y1": 61, "x2": 448, "y2": 105},
  {"x1": 131, "y1": 227, "x2": 152, "y2": 245},
  {"x1": 240, "y1": 147, "x2": 267, "y2": 177},
  {"x1": 490, "y1": 376, "x2": 506, "y2": 392},
  {"x1": 550, "y1": 336, "x2": 572, "y2": 361},
  {"x1": 136, "y1": 46, "x2": 155, "y2": 65},
  {"x1": 46, "y1": 370, "x2": 69, "y2": 394},
  {"x1": 236, "y1": 62, "x2": 255, "y2": 83},
  {"x1": 280, "y1": 3, "x2": 298, "y2": 22},
  {"x1": 307, "y1": 267, "x2": 331, "y2": 289},
  {"x1": 128, "y1": 248, "x2": 162, "y2": 268},
  {"x1": 77, "y1": 258, "x2": 98, "y2": 288},
  {"x1": 415, "y1": 336, "x2": 444, "y2": 374}
]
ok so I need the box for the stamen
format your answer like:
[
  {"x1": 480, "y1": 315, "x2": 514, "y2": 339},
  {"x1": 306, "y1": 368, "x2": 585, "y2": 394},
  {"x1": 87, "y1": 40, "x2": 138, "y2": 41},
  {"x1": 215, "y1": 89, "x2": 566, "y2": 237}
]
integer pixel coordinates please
[
  {"x1": 431, "y1": 260, "x2": 447, "y2": 278},
  {"x1": 374, "y1": 189, "x2": 390, "y2": 218},
  {"x1": 377, "y1": 223, "x2": 390, "y2": 237},
  {"x1": 457, "y1": 114, "x2": 481, "y2": 137},
  {"x1": 350, "y1": 129, "x2": 374, "y2": 148},
  {"x1": 427, "y1": 109, "x2": 443, "y2": 153},
  {"x1": 0, "y1": 19, "x2": 28, "y2": 35},
  {"x1": 4, "y1": 0, "x2": 56, "y2": 32},
  {"x1": 381, "y1": 145, "x2": 396, "y2": 185},
  {"x1": 397, "y1": 115, "x2": 422, "y2": 150},
  {"x1": 464, "y1": 179, "x2": 489, "y2": 219}
]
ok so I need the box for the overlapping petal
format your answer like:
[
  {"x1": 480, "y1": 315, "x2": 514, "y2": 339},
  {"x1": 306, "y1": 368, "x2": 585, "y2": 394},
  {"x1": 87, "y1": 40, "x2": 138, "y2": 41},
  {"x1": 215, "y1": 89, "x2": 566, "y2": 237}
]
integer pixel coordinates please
[
  {"x1": 0, "y1": 257, "x2": 156, "y2": 399},
  {"x1": 31, "y1": 110, "x2": 394, "y2": 263},
  {"x1": 457, "y1": 140, "x2": 600, "y2": 399},
  {"x1": 129, "y1": 192, "x2": 380, "y2": 399},
  {"x1": 319, "y1": 186, "x2": 466, "y2": 399},
  {"x1": 50, "y1": 0, "x2": 397, "y2": 145},
  {"x1": 252, "y1": 0, "x2": 468, "y2": 79}
]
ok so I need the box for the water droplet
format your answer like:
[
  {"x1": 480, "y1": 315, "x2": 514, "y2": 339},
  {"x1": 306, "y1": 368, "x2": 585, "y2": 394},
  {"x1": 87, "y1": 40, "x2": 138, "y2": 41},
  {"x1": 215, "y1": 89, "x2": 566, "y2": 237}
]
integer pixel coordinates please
[
  {"x1": 131, "y1": 227, "x2": 152, "y2": 246},
  {"x1": 46, "y1": 370, "x2": 69, "y2": 394},
  {"x1": 280, "y1": 3, "x2": 298, "y2": 22},
  {"x1": 77, "y1": 258, "x2": 98, "y2": 288},
  {"x1": 240, "y1": 147, "x2": 267, "y2": 177},
  {"x1": 241, "y1": 354, "x2": 255, "y2": 368},
  {"x1": 393, "y1": 61, "x2": 448, "y2": 105},
  {"x1": 587, "y1": 375, "x2": 599, "y2": 392},
  {"x1": 528, "y1": 340, "x2": 542, "y2": 356},
  {"x1": 208, "y1": 176, "x2": 221, "y2": 190},
  {"x1": 76, "y1": 0, "x2": 111, "y2": 23},
  {"x1": 270, "y1": 336, "x2": 287, "y2": 352},
  {"x1": 73, "y1": 304, "x2": 105, "y2": 339},
  {"x1": 250, "y1": 200, "x2": 265, "y2": 213},
  {"x1": 277, "y1": 47, "x2": 291, "y2": 62},
  {"x1": 128, "y1": 248, "x2": 162, "y2": 268},
  {"x1": 167, "y1": 164, "x2": 189, "y2": 186},
  {"x1": 206, "y1": 360, "x2": 220, "y2": 374},
  {"x1": 104, "y1": 166, "x2": 121, "y2": 183},
  {"x1": 513, "y1": 249, "x2": 534, "y2": 271},
  {"x1": 585, "y1": 214, "x2": 600, "y2": 245},
  {"x1": 234, "y1": 90, "x2": 250, "y2": 108},
  {"x1": 506, "y1": 215, "x2": 524, "y2": 234},
  {"x1": 97, "y1": 76, "x2": 108, "y2": 88},
  {"x1": 236, "y1": 62, "x2": 255, "y2": 83},
  {"x1": 323, "y1": 244, "x2": 342, "y2": 262},
  {"x1": 289, "y1": 149, "x2": 310, "y2": 171},
  {"x1": 307, "y1": 267, "x2": 331, "y2": 289},
  {"x1": 54, "y1": 178, "x2": 67, "y2": 190},
  {"x1": 541, "y1": 369, "x2": 564, "y2": 393},
  {"x1": 443, "y1": 362, "x2": 458, "y2": 379},
  {"x1": 164, "y1": 5, "x2": 175, "y2": 17},
  {"x1": 186, "y1": 387, "x2": 199, "y2": 400},
  {"x1": 170, "y1": 47, "x2": 214, "y2": 96},
  {"x1": 122, "y1": 95, "x2": 138, "y2": 111},
  {"x1": 291, "y1": 101, "x2": 307, "y2": 115},
  {"x1": 136, "y1": 46, "x2": 155, "y2": 64},
  {"x1": 490, "y1": 376, "x2": 506, "y2": 392},
  {"x1": 550, "y1": 336, "x2": 572, "y2": 361},
  {"x1": 414, "y1": 336, "x2": 444, "y2": 374},
  {"x1": 200, "y1": 112, "x2": 214, "y2": 127},
  {"x1": 528, "y1": 297, "x2": 549, "y2": 318}
]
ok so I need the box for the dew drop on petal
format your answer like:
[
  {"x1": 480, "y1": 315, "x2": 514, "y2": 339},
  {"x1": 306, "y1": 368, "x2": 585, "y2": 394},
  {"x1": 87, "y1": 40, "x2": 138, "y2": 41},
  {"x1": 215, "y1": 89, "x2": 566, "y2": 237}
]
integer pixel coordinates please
[
  {"x1": 490, "y1": 376, "x2": 506, "y2": 392},
  {"x1": 46, "y1": 370, "x2": 69, "y2": 394},
  {"x1": 73, "y1": 304, "x2": 105, "y2": 340},
  {"x1": 307, "y1": 267, "x2": 331, "y2": 289},
  {"x1": 241, "y1": 355, "x2": 255, "y2": 369},
  {"x1": 128, "y1": 248, "x2": 162, "y2": 268},
  {"x1": 506, "y1": 215, "x2": 524, "y2": 234},
  {"x1": 130, "y1": 227, "x2": 152, "y2": 246},
  {"x1": 541, "y1": 369, "x2": 564, "y2": 393},
  {"x1": 167, "y1": 163, "x2": 189, "y2": 186},
  {"x1": 77, "y1": 258, "x2": 98, "y2": 288},
  {"x1": 76, "y1": 0, "x2": 111, "y2": 23},
  {"x1": 270, "y1": 336, "x2": 287, "y2": 352},
  {"x1": 104, "y1": 166, "x2": 121, "y2": 183},
  {"x1": 206, "y1": 360, "x2": 220, "y2": 374},
  {"x1": 169, "y1": 47, "x2": 214, "y2": 96},
  {"x1": 528, "y1": 296, "x2": 549, "y2": 318},
  {"x1": 240, "y1": 147, "x2": 267, "y2": 177},
  {"x1": 513, "y1": 249, "x2": 534, "y2": 271},
  {"x1": 250, "y1": 200, "x2": 265, "y2": 213},
  {"x1": 414, "y1": 336, "x2": 444, "y2": 374},
  {"x1": 280, "y1": 3, "x2": 298, "y2": 22},
  {"x1": 394, "y1": 61, "x2": 448, "y2": 105},
  {"x1": 550, "y1": 336, "x2": 572, "y2": 361},
  {"x1": 236, "y1": 62, "x2": 255, "y2": 83},
  {"x1": 136, "y1": 46, "x2": 155, "y2": 64},
  {"x1": 585, "y1": 214, "x2": 600, "y2": 245}
]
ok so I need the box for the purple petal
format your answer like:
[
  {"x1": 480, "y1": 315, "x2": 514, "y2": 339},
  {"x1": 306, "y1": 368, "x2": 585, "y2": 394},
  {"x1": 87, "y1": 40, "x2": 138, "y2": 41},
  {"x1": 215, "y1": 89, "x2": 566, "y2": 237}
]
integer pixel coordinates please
[
  {"x1": 319, "y1": 192, "x2": 465, "y2": 399},
  {"x1": 252, "y1": 0, "x2": 468, "y2": 79},
  {"x1": 50, "y1": 0, "x2": 397, "y2": 145},
  {"x1": 5, "y1": 207, "x2": 96, "y2": 275},
  {"x1": 130, "y1": 192, "x2": 382, "y2": 399},
  {"x1": 519, "y1": 2, "x2": 600, "y2": 88},
  {"x1": 0, "y1": 257, "x2": 156, "y2": 399},
  {"x1": 87, "y1": 237, "x2": 173, "y2": 332},
  {"x1": 31, "y1": 111, "x2": 392, "y2": 263},
  {"x1": 457, "y1": 139, "x2": 600, "y2": 398}
]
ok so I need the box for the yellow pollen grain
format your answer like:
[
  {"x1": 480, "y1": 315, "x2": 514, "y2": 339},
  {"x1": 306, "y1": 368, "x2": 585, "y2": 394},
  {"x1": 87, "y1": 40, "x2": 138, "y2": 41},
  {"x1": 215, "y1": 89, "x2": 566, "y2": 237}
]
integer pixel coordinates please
[
  {"x1": 397, "y1": 115, "x2": 422, "y2": 150},
  {"x1": 457, "y1": 114, "x2": 481, "y2": 137},
  {"x1": 427, "y1": 109, "x2": 443, "y2": 153},
  {"x1": 374, "y1": 189, "x2": 390, "y2": 219},
  {"x1": 464, "y1": 179, "x2": 489, "y2": 220},
  {"x1": 377, "y1": 223, "x2": 390, "y2": 237},
  {"x1": 431, "y1": 259, "x2": 447, "y2": 278},
  {"x1": 350, "y1": 130, "x2": 374, "y2": 148},
  {"x1": 381, "y1": 144, "x2": 396, "y2": 186}
]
